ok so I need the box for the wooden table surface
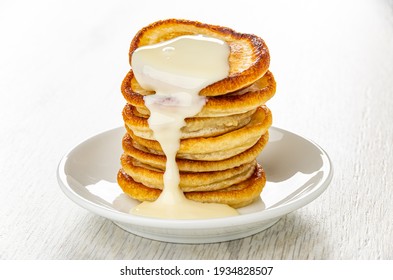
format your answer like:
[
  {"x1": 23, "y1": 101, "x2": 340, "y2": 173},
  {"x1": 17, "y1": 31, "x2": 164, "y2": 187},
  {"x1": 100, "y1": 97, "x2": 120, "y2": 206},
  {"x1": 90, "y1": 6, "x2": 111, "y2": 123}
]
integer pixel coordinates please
[{"x1": 1, "y1": 0, "x2": 392, "y2": 260}]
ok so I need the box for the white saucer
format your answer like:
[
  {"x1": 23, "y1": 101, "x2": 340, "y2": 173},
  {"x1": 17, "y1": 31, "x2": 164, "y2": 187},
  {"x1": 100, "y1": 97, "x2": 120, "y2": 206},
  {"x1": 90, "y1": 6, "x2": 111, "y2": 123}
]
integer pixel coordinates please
[{"x1": 57, "y1": 126, "x2": 332, "y2": 244}]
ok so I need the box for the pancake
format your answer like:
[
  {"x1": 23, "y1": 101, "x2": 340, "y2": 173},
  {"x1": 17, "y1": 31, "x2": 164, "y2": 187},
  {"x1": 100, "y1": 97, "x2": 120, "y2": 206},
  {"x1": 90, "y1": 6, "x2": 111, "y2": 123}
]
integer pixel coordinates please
[
  {"x1": 123, "y1": 104, "x2": 256, "y2": 140},
  {"x1": 118, "y1": 19, "x2": 275, "y2": 213},
  {"x1": 121, "y1": 155, "x2": 257, "y2": 192},
  {"x1": 122, "y1": 131, "x2": 269, "y2": 172},
  {"x1": 125, "y1": 105, "x2": 272, "y2": 161},
  {"x1": 117, "y1": 163, "x2": 266, "y2": 208},
  {"x1": 121, "y1": 69, "x2": 276, "y2": 117},
  {"x1": 128, "y1": 19, "x2": 270, "y2": 97}
]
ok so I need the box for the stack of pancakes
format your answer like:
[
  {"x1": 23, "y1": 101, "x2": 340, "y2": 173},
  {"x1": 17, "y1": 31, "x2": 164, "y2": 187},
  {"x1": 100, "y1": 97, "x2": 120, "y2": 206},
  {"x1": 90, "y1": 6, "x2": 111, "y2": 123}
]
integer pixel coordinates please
[{"x1": 117, "y1": 19, "x2": 276, "y2": 208}]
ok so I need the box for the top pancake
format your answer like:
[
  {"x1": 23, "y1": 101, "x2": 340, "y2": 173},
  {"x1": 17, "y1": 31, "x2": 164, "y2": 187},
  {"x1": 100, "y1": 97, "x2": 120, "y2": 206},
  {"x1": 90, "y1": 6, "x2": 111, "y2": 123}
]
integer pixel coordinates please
[{"x1": 128, "y1": 19, "x2": 270, "y2": 96}]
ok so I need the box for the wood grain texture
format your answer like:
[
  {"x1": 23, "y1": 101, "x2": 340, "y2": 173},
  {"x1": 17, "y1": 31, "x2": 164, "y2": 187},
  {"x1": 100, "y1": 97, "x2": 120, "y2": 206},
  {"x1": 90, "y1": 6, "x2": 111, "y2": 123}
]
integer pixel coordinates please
[{"x1": 1, "y1": 0, "x2": 392, "y2": 260}]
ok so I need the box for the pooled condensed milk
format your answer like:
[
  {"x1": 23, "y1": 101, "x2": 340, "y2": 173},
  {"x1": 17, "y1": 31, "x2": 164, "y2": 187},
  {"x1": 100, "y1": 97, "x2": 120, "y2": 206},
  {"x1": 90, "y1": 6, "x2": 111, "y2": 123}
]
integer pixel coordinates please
[{"x1": 130, "y1": 35, "x2": 239, "y2": 219}]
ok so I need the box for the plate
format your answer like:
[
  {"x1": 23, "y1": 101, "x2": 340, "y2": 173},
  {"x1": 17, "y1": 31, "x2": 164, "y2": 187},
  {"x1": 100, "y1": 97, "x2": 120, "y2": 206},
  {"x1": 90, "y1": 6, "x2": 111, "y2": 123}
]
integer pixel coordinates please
[{"x1": 57, "y1": 126, "x2": 332, "y2": 243}]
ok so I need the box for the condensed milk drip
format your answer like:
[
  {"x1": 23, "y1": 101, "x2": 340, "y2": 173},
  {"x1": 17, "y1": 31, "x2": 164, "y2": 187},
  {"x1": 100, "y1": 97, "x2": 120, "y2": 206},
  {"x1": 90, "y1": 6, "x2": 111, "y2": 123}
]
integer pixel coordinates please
[{"x1": 130, "y1": 35, "x2": 239, "y2": 219}]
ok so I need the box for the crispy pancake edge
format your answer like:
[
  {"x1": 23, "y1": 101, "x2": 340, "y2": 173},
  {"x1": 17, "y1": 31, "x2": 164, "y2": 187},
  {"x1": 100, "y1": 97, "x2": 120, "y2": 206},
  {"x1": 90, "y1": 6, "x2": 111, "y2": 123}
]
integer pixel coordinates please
[
  {"x1": 117, "y1": 164, "x2": 266, "y2": 208},
  {"x1": 128, "y1": 18, "x2": 270, "y2": 96},
  {"x1": 122, "y1": 130, "x2": 269, "y2": 172},
  {"x1": 121, "y1": 70, "x2": 276, "y2": 117}
]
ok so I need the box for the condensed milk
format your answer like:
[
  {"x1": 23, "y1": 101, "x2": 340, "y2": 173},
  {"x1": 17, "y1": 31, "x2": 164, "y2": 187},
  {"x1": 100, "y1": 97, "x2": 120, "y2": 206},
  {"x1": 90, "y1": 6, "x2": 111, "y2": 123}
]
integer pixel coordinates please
[{"x1": 130, "y1": 35, "x2": 239, "y2": 219}]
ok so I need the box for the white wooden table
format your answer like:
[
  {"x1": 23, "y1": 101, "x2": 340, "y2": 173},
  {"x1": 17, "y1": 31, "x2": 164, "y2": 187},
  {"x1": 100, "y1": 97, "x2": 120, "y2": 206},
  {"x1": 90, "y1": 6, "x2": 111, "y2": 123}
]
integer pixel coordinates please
[{"x1": 1, "y1": 0, "x2": 392, "y2": 259}]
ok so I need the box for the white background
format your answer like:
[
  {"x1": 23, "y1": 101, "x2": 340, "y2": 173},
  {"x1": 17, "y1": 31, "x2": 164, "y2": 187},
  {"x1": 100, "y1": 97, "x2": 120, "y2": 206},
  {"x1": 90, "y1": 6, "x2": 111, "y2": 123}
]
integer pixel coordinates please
[{"x1": 1, "y1": 0, "x2": 392, "y2": 259}]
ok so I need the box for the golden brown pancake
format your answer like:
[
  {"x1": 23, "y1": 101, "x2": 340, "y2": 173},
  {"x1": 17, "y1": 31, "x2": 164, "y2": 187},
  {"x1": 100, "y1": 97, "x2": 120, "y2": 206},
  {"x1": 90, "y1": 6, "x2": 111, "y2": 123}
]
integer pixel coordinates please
[
  {"x1": 125, "y1": 106, "x2": 272, "y2": 161},
  {"x1": 117, "y1": 163, "x2": 266, "y2": 208},
  {"x1": 121, "y1": 154, "x2": 257, "y2": 192},
  {"x1": 118, "y1": 19, "x2": 275, "y2": 210},
  {"x1": 123, "y1": 104, "x2": 256, "y2": 140},
  {"x1": 128, "y1": 19, "x2": 270, "y2": 96},
  {"x1": 122, "y1": 131, "x2": 269, "y2": 172},
  {"x1": 121, "y1": 70, "x2": 276, "y2": 117}
]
